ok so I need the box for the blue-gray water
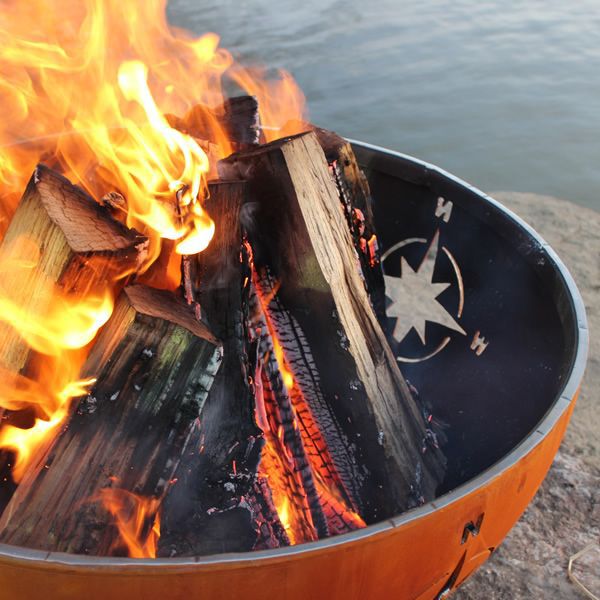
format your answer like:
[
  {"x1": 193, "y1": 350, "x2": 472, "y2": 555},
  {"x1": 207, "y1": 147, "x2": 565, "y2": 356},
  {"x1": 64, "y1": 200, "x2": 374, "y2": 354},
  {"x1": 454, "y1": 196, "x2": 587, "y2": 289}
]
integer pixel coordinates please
[{"x1": 168, "y1": 0, "x2": 600, "y2": 211}]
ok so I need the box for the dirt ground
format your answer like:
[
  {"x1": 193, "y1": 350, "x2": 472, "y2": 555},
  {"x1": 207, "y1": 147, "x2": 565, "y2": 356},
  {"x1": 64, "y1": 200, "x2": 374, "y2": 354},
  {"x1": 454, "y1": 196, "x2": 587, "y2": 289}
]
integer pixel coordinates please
[{"x1": 454, "y1": 192, "x2": 599, "y2": 599}]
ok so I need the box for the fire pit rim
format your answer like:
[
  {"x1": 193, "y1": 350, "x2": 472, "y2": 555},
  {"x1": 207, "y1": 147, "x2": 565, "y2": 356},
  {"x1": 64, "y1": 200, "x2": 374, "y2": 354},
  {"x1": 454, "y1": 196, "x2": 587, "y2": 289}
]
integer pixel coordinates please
[{"x1": 0, "y1": 140, "x2": 588, "y2": 569}]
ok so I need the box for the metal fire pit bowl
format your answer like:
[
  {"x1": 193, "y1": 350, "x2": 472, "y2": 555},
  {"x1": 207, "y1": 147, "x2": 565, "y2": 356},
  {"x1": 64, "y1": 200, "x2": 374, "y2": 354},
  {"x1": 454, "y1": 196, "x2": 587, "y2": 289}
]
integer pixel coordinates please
[{"x1": 0, "y1": 141, "x2": 588, "y2": 600}]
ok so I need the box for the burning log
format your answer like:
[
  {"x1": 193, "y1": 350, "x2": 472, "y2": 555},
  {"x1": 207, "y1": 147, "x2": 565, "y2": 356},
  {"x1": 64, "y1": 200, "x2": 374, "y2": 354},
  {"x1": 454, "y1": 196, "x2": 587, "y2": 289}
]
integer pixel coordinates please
[
  {"x1": 0, "y1": 130, "x2": 443, "y2": 555},
  {"x1": 249, "y1": 275, "x2": 365, "y2": 537},
  {"x1": 188, "y1": 182, "x2": 261, "y2": 472},
  {"x1": 220, "y1": 96, "x2": 261, "y2": 147},
  {"x1": 158, "y1": 181, "x2": 267, "y2": 556},
  {"x1": 219, "y1": 131, "x2": 445, "y2": 521},
  {"x1": 168, "y1": 95, "x2": 261, "y2": 150},
  {"x1": 0, "y1": 165, "x2": 148, "y2": 376},
  {"x1": 0, "y1": 285, "x2": 222, "y2": 554},
  {"x1": 0, "y1": 165, "x2": 148, "y2": 510},
  {"x1": 140, "y1": 98, "x2": 261, "y2": 293},
  {"x1": 249, "y1": 280, "x2": 331, "y2": 541}
]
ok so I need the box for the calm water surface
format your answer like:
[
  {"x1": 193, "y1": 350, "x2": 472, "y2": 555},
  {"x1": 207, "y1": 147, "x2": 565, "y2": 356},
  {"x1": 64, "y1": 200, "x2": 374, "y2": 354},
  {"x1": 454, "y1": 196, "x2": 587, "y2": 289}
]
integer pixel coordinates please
[{"x1": 169, "y1": 0, "x2": 600, "y2": 211}]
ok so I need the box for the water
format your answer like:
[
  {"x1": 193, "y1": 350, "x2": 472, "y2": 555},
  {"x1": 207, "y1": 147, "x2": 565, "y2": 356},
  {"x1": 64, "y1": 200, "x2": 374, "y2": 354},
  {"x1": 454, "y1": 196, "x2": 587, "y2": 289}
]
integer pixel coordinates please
[{"x1": 168, "y1": 0, "x2": 600, "y2": 211}]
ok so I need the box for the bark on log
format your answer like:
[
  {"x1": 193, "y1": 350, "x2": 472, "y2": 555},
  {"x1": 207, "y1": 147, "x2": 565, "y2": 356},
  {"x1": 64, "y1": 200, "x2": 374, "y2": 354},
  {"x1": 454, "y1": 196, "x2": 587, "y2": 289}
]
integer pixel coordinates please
[
  {"x1": 0, "y1": 285, "x2": 222, "y2": 554},
  {"x1": 219, "y1": 132, "x2": 445, "y2": 521}
]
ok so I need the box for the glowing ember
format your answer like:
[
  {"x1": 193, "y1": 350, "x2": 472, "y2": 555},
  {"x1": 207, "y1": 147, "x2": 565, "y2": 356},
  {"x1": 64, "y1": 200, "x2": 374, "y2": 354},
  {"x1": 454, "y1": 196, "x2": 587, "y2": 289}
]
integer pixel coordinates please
[{"x1": 252, "y1": 273, "x2": 365, "y2": 543}]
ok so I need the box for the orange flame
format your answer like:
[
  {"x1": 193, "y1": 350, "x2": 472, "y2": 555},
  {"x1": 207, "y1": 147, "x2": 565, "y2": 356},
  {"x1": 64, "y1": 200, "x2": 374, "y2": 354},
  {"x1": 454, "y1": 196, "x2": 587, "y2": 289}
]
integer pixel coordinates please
[
  {"x1": 96, "y1": 488, "x2": 161, "y2": 559},
  {"x1": 0, "y1": 236, "x2": 114, "y2": 355},
  {"x1": 0, "y1": 0, "x2": 307, "y2": 488},
  {"x1": 229, "y1": 68, "x2": 307, "y2": 142},
  {"x1": 0, "y1": 0, "x2": 307, "y2": 263},
  {"x1": 253, "y1": 277, "x2": 366, "y2": 543},
  {"x1": 0, "y1": 236, "x2": 112, "y2": 481},
  {"x1": 0, "y1": 373, "x2": 95, "y2": 482}
]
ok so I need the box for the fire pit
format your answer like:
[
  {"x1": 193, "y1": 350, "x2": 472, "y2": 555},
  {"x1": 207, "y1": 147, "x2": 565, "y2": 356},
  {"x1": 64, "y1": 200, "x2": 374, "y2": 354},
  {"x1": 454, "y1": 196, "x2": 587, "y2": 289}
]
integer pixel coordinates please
[{"x1": 0, "y1": 140, "x2": 587, "y2": 599}]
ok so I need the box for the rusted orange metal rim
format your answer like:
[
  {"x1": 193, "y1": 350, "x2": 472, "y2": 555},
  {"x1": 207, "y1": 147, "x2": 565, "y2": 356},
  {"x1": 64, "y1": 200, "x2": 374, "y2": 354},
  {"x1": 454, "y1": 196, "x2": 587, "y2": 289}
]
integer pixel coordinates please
[{"x1": 0, "y1": 140, "x2": 589, "y2": 571}]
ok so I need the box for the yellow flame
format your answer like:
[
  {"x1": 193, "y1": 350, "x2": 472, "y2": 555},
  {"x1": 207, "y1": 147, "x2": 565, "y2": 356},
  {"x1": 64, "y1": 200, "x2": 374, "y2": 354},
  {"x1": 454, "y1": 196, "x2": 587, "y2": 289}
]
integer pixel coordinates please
[
  {"x1": 0, "y1": 0, "x2": 307, "y2": 261},
  {"x1": 0, "y1": 0, "x2": 308, "y2": 487},
  {"x1": 0, "y1": 376, "x2": 96, "y2": 481},
  {"x1": 277, "y1": 496, "x2": 293, "y2": 542},
  {"x1": 0, "y1": 293, "x2": 113, "y2": 355},
  {"x1": 112, "y1": 60, "x2": 214, "y2": 258},
  {"x1": 96, "y1": 488, "x2": 161, "y2": 559},
  {"x1": 0, "y1": 237, "x2": 111, "y2": 480}
]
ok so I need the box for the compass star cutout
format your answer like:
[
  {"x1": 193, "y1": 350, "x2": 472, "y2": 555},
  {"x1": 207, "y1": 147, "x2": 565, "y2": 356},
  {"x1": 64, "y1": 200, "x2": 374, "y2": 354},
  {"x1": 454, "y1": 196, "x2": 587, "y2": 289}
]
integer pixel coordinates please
[{"x1": 384, "y1": 232, "x2": 466, "y2": 345}]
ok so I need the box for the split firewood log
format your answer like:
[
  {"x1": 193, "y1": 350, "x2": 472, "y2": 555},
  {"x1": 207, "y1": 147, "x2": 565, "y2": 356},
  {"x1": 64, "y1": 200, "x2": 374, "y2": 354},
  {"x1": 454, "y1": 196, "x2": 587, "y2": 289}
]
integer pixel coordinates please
[
  {"x1": 219, "y1": 131, "x2": 445, "y2": 521},
  {"x1": 158, "y1": 181, "x2": 270, "y2": 556},
  {"x1": 0, "y1": 165, "x2": 148, "y2": 511},
  {"x1": 0, "y1": 285, "x2": 222, "y2": 555},
  {"x1": 0, "y1": 165, "x2": 148, "y2": 376}
]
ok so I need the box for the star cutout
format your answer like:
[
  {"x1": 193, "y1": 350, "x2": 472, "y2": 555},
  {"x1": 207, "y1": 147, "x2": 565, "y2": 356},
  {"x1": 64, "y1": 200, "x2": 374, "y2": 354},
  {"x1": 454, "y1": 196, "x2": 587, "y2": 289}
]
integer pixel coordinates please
[{"x1": 384, "y1": 232, "x2": 466, "y2": 345}]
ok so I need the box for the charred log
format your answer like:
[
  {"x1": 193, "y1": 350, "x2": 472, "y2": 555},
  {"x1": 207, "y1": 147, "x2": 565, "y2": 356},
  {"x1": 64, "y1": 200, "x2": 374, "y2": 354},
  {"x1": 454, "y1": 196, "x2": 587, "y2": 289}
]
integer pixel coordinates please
[
  {"x1": 158, "y1": 181, "x2": 267, "y2": 556},
  {"x1": 221, "y1": 96, "x2": 261, "y2": 147},
  {"x1": 167, "y1": 95, "x2": 261, "y2": 151},
  {"x1": 248, "y1": 278, "x2": 329, "y2": 540},
  {"x1": 0, "y1": 285, "x2": 221, "y2": 554},
  {"x1": 250, "y1": 273, "x2": 366, "y2": 536}
]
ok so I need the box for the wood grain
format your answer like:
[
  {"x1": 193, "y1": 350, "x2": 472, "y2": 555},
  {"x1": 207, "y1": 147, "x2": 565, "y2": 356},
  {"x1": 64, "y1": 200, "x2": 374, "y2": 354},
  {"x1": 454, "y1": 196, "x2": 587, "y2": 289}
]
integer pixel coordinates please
[
  {"x1": 219, "y1": 132, "x2": 445, "y2": 519},
  {"x1": 0, "y1": 285, "x2": 222, "y2": 554}
]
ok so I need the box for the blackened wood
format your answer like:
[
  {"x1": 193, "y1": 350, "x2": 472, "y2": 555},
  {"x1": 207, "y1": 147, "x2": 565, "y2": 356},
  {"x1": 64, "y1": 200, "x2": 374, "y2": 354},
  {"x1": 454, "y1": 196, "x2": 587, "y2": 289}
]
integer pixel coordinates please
[
  {"x1": 0, "y1": 285, "x2": 222, "y2": 554},
  {"x1": 168, "y1": 95, "x2": 261, "y2": 150},
  {"x1": 219, "y1": 132, "x2": 445, "y2": 521},
  {"x1": 248, "y1": 280, "x2": 328, "y2": 540},
  {"x1": 247, "y1": 477, "x2": 291, "y2": 549},
  {"x1": 221, "y1": 96, "x2": 261, "y2": 146},
  {"x1": 192, "y1": 181, "x2": 262, "y2": 478},
  {"x1": 250, "y1": 274, "x2": 365, "y2": 536},
  {"x1": 158, "y1": 181, "x2": 266, "y2": 556}
]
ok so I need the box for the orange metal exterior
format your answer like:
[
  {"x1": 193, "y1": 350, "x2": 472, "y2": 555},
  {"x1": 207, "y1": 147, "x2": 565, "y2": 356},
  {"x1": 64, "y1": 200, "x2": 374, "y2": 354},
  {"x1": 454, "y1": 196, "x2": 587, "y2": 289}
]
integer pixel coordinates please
[{"x1": 0, "y1": 392, "x2": 577, "y2": 600}]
